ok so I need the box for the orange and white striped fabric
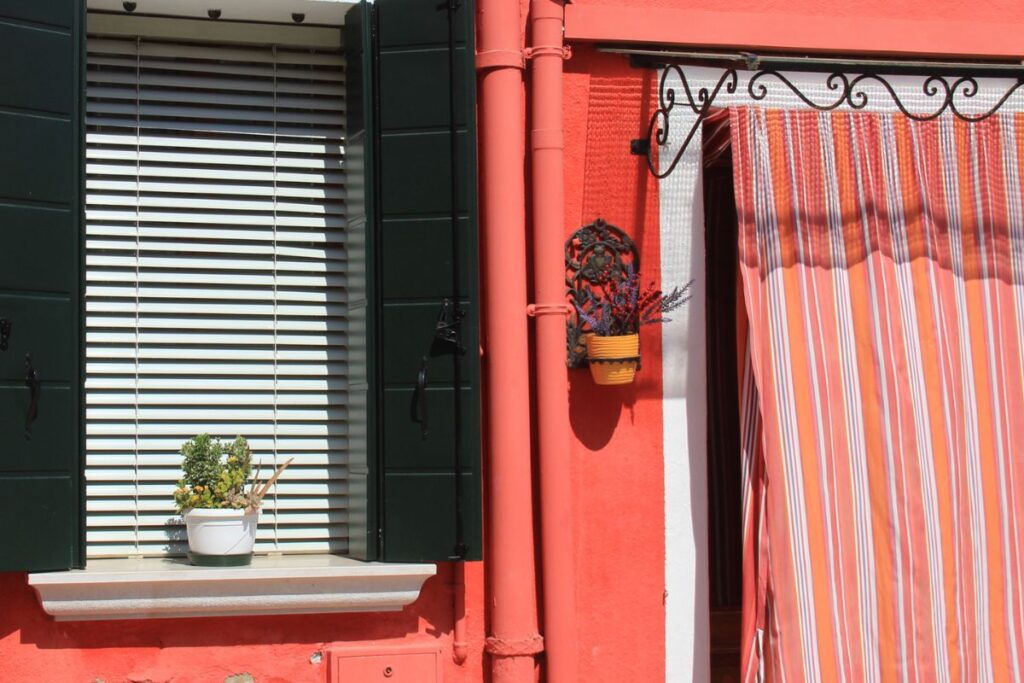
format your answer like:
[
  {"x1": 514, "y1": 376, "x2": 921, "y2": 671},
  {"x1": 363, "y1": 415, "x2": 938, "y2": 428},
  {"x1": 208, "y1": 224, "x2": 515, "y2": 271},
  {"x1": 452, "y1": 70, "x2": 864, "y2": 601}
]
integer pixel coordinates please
[{"x1": 734, "y1": 107, "x2": 1024, "y2": 682}]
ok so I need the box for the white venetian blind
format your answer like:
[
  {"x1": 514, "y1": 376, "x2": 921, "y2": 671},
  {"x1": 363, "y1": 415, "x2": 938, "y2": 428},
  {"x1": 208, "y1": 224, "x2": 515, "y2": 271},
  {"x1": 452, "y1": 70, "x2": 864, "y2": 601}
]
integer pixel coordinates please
[{"x1": 84, "y1": 27, "x2": 348, "y2": 558}]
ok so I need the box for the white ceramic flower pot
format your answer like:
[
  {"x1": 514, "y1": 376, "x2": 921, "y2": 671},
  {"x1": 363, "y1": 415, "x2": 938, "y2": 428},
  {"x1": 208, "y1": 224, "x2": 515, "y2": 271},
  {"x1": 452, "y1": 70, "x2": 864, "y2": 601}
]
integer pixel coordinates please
[{"x1": 184, "y1": 508, "x2": 258, "y2": 566}]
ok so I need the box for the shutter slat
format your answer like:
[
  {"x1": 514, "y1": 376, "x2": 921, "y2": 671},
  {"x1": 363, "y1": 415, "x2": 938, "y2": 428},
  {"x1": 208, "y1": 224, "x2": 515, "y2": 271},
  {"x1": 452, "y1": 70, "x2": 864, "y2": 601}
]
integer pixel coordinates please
[
  {"x1": 87, "y1": 254, "x2": 345, "y2": 272},
  {"x1": 87, "y1": 436, "x2": 347, "y2": 451},
  {"x1": 86, "y1": 513, "x2": 348, "y2": 529},
  {"x1": 86, "y1": 99, "x2": 345, "y2": 124},
  {"x1": 85, "y1": 272, "x2": 346, "y2": 288},
  {"x1": 87, "y1": 69, "x2": 345, "y2": 94},
  {"x1": 88, "y1": 162, "x2": 344, "y2": 184},
  {"x1": 86, "y1": 331, "x2": 345, "y2": 345},
  {"x1": 88, "y1": 56, "x2": 345, "y2": 84},
  {"x1": 88, "y1": 481, "x2": 346, "y2": 498},
  {"x1": 86, "y1": 378, "x2": 347, "y2": 391},
  {"x1": 89, "y1": 495, "x2": 347, "y2": 510},
  {"x1": 85, "y1": 317, "x2": 342, "y2": 332},
  {"x1": 89, "y1": 38, "x2": 344, "y2": 67},
  {"x1": 87, "y1": 193, "x2": 344, "y2": 214},
  {"x1": 87, "y1": 181, "x2": 345, "y2": 199},
  {"x1": 86, "y1": 465, "x2": 347, "y2": 482},
  {"x1": 87, "y1": 132, "x2": 341, "y2": 155},
  {"x1": 86, "y1": 287, "x2": 346, "y2": 304},
  {"x1": 86, "y1": 116, "x2": 343, "y2": 138},
  {"x1": 86, "y1": 361, "x2": 346, "y2": 376},
  {"x1": 89, "y1": 95, "x2": 345, "y2": 118},
  {"x1": 86, "y1": 147, "x2": 343, "y2": 170},
  {"x1": 85, "y1": 226, "x2": 346, "y2": 245},
  {"x1": 85, "y1": 28, "x2": 348, "y2": 559},
  {"x1": 87, "y1": 451, "x2": 345, "y2": 464}
]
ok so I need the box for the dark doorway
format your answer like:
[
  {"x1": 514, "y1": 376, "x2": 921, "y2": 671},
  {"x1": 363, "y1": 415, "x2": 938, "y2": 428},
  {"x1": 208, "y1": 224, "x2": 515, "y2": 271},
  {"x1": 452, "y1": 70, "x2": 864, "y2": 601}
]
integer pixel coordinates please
[{"x1": 703, "y1": 112, "x2": 743, "y2": 683}]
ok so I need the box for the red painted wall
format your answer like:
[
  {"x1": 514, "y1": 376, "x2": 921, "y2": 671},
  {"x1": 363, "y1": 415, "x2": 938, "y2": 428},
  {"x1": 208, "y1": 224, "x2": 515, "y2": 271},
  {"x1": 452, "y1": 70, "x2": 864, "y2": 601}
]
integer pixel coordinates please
[
  {"x1": 0, "y1": 563, "x2": 486, "y2": 683},
  {"x1": 3, "y1": 1, "x2": 1018, "y2": 682},
  {"x1": 566, "y1": 0, "x2": 1024, "y2": 58},
  {"x1": 561, "y1": 46, "x2": 666, "y2": 682},
  {"x1": 572, "y1": 0, "x2": 1023, "y2": 22}
]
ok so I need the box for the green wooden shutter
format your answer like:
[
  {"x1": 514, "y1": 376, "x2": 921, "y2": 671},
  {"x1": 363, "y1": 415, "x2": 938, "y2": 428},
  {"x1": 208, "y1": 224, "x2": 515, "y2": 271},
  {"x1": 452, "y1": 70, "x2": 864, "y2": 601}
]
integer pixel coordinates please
[
  {"x1": 345, "y1": 0, "x2": 482, "y2": 562},
  {"x1": 0, "y1": 0, "x2": 83, "y2": 572}
]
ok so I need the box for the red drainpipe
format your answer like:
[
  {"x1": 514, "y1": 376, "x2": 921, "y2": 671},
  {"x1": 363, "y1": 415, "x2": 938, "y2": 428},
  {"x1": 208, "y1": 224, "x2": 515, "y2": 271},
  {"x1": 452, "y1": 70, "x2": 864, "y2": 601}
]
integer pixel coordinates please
[
  {"x1": 528, "y1": 0, "x2": 579, "y2": 681},
  {"x1": 452, "y1": 562, "x2": 468, "y2": 665},
  {"x1": 476, "y1": 0, "x2": 544, "y2": 680}
]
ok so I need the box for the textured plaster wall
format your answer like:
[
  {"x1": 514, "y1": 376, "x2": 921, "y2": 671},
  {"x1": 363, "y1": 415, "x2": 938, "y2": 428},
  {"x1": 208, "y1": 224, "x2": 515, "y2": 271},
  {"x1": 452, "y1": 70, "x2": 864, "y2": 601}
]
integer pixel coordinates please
[
  {"x1": 0, "y1": 563, "x2": 486, "y2": 683},
  {"x1": 569, "y1": 0, "x2": 1024, "y2": 22},
  {"x1": 562, "y1": 46, "x2": 667, "y2": 683},
  {"x1": 564, "y1": 0, "x2": 1024, "y2": 58}
]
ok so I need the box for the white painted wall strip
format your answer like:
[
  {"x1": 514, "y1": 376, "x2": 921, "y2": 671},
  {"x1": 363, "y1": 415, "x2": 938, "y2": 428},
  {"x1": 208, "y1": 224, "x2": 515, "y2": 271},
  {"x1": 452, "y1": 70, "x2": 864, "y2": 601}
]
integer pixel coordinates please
[{"x1": 660, "y1": 100, "x2": 709, "y2": 683}]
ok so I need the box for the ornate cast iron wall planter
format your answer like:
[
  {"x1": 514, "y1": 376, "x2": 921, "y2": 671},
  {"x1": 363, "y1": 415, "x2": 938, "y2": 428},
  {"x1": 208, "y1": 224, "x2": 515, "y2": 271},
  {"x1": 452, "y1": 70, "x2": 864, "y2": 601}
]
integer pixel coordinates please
[
  {"x1": 631, "y1": 61, "x2": 1024, "y2": 180},
  {"x1": 565, "y1": 218, "x2": 639, "y2": 369}
]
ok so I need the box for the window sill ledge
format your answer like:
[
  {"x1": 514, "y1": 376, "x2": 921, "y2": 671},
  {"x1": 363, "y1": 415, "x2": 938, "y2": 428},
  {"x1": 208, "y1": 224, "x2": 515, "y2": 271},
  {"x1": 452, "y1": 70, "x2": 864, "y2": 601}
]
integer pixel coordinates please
[{"x1": 28, "y1": 555, "x2": 437, "y2": 621}]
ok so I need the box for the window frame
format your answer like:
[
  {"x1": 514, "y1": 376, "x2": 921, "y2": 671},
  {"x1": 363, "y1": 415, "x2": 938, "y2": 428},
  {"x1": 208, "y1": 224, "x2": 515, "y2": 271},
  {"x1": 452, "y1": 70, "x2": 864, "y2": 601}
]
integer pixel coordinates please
[
  {"x1": 11, "y1": 0, "x2": 483, "y2": 597},
  {"x1": 81, "y1": 9, "x2": 352, "y2": 562}
]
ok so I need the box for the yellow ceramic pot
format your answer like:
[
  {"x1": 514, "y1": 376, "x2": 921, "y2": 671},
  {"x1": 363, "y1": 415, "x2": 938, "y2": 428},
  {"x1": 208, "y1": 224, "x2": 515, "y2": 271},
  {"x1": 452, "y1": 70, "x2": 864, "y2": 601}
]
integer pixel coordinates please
[{"x1": 585, "y1": 333, "x2": 640, "y2": 385}]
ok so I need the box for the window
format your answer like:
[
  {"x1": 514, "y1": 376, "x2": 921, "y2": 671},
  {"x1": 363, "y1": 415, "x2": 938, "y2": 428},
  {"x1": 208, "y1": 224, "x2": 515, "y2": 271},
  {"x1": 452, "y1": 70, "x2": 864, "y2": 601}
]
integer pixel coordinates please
[
  {"x1": 85, "y1": 25, "x2": 348, "y2": 559},
  {"x1": 1, "y1": 0, "x2": 482, "y2": 576}
]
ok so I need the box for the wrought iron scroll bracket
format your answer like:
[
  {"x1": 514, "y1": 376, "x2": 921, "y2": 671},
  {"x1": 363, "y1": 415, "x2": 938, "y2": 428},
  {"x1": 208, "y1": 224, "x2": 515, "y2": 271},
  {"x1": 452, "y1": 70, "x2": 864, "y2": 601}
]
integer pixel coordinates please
[
  {"x1": 565, "y1": 218, "x2": 639, "y2": 368},
  {"x1": 631, "y1": 64, "x2": 1024, "y2": 179}
]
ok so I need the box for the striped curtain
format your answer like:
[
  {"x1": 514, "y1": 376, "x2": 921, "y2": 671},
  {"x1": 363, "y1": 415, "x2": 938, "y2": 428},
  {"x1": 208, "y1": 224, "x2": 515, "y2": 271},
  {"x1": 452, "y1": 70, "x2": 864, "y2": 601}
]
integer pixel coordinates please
[{"x1": 733, "y1": 107, "x2": 1024, "y2": 682}]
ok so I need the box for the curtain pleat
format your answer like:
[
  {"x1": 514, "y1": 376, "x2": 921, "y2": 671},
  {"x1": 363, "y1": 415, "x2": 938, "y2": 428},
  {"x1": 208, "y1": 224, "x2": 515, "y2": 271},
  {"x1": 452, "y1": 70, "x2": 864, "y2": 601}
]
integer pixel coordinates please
[{"x1": 733, "y1": 107, "x2": 1024, "y2": 682}]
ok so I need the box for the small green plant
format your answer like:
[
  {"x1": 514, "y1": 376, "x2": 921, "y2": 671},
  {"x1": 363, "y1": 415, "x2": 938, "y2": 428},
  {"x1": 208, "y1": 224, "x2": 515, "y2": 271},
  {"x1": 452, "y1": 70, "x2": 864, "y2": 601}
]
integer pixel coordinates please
[{"x1": 173, "y1": 434, "x2": 292, "y2": 512}]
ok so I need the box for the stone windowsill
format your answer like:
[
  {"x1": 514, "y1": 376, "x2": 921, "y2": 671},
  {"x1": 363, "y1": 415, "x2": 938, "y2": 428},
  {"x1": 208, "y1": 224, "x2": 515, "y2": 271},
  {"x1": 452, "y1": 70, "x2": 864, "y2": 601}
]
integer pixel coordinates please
[{"x1": 28, "y1": 555, "x2": 436, "y2": 621}]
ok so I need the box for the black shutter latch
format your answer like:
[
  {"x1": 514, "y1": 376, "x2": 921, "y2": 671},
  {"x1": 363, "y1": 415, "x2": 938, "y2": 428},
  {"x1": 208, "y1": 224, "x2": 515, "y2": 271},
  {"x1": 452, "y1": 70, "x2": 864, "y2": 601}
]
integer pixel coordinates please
[
  {"x1": 24, "y1": 352, "x2": 40, "y2": 439},
  {"x1": 412, "y1": 299, "x2": 467, "y2": 439},
  {"x1": 0, "y1": 318, "x2": 10, "y2": 351},
  {"x1": 414, "y1": 356, "x2": 429, "y2": 440},
  {"x1": 433, "y1": 298, "x2": 465, "y2": 355}
]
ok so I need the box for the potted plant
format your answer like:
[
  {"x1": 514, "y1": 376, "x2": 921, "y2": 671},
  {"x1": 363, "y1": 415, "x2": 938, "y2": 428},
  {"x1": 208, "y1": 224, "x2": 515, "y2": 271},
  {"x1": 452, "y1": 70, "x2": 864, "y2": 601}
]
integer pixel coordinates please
[
  {"x1": 576, "y1": 266, "x2": 691, "y2": 385},
  {"x1": 173, "y1": 434, "x2": 291, "y2": 567}
]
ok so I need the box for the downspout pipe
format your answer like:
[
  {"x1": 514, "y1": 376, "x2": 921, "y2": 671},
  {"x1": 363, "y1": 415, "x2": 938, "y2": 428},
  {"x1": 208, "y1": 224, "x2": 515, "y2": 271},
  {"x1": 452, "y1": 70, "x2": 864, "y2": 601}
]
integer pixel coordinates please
[
  {"x1": 452, "y1": 562, "x2": 468, "y2": 665},
  {"x1": 476, "y1": 0, "x2": 543, "y2": 681},
  {"x1": 527, "y1": 1, "x2": 579, "y2": 681}
]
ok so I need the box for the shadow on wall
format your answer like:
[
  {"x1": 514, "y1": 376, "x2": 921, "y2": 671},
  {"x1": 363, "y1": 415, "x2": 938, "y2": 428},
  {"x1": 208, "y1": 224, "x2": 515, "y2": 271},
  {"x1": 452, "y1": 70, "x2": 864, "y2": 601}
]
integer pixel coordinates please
[
  {"x1": 569, "y1": 368, "x2": 628, "y2": 450},
  {"x1": 0, "y1": 568, "x2": 450, "y2": 651}
]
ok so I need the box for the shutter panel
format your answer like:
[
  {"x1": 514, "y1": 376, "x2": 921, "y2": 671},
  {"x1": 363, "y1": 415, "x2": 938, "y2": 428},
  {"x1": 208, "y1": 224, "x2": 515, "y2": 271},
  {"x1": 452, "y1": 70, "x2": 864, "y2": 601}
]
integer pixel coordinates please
[
  {"x1": 84, "y1": 25, "x2": 349, "y2": 558},
  {"x1": 0, "y1": 1, "x2": 84, "y2": 571},
  {"x1": 346, "y1": 0, "x2": 482, "y2": 562}
]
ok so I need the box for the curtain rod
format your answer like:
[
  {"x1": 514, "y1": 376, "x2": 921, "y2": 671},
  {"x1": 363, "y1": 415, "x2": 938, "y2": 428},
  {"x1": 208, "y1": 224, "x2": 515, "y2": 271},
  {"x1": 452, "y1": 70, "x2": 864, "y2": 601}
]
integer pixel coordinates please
[
  {"x1": 619, "y1": 48, "x2": 1024, "y2": 180},
  {"x1": 598, "y1": 46, "x2": 1024, "y2": 78}
]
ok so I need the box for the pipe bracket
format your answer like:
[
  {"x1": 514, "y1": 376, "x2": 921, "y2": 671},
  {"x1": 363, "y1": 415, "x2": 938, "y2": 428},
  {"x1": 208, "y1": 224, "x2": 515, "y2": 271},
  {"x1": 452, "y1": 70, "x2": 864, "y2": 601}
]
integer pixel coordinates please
[
  {"x1": 476, "y1": 49, "x2": 526, "y2": 70},
  {"x1": 527, "y1": 302, "x2": 573, "y2": 317},
  {"x1": 484, "y1": 634, "x2": 546, "y2": 657},
  {"x1": 531, "y1": 128, "x2": 564, "y2": 151},
  {"x1": 523, "y1": 44, "x2": 572, "y2": 61}
]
